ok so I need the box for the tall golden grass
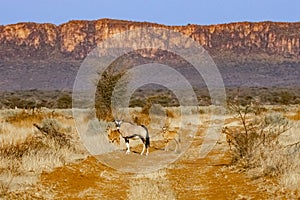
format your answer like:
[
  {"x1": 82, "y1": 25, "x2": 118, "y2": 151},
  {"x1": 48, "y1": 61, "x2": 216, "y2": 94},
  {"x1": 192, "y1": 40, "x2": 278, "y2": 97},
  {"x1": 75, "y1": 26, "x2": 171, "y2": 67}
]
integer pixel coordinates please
[
  {"x1": 0, "y1": 108, "x2": 86, "y2": 198},
  {"x1": 225, "y1": 102, "x2": 300, "y2": 194},
  {"x1": 288, "y1": 109, "x2": 300, "y2": 121},
  {"x1": 1, "y1": 104, "x2": 299, "y2": 198}
]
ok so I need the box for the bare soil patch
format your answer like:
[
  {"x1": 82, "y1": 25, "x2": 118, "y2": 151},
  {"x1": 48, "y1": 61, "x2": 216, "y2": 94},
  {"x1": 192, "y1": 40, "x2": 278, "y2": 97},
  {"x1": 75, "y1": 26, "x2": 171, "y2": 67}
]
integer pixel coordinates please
[{"x1": 39, "y1": 131, "x2": 277, "y2": 199}]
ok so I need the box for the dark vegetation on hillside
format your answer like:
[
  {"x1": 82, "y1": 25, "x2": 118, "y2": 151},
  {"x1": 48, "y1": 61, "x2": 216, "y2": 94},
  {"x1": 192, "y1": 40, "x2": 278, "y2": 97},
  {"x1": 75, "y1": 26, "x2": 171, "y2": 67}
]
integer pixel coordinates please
[
  {"x1": 0, "y1": 90, "x2": 72, "y2": 109},
  {"x1": 1, "y1": 87, "x2": 299, "y2": 110}
]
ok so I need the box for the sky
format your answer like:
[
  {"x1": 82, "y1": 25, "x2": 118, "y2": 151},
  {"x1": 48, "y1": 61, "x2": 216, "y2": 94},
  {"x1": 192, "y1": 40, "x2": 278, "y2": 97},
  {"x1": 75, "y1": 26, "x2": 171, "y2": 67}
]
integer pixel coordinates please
[{"x1": 1, "y1": 0, "x2": 300, "y2": 26}]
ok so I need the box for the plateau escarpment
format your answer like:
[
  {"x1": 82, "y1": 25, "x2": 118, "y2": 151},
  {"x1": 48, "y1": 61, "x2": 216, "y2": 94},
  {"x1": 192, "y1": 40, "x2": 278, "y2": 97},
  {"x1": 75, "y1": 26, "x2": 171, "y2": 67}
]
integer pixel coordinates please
[
  {"x1": 0, "y1": 19, "x2": 300, "y2": 90},
  {"x1": 1, "y1": 19, "x2": 300, "y2": 59}
]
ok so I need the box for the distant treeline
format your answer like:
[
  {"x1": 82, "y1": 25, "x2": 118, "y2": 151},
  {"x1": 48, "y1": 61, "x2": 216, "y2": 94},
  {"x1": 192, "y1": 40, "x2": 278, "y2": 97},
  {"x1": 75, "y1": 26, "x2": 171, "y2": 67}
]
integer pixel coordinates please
[
  {"x1": 0, "y1": 87, "x2": 300, "y2": 110},
  {"x1": 0, "y1": 90, "x2": 72, "y2": 109}
]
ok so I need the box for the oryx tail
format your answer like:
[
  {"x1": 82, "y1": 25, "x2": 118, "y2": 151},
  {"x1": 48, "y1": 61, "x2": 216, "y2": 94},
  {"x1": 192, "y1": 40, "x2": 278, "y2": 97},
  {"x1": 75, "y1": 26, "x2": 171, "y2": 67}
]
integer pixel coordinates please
[{"x1": 141, "y1": 125, "x2": 150, "y2": 148}]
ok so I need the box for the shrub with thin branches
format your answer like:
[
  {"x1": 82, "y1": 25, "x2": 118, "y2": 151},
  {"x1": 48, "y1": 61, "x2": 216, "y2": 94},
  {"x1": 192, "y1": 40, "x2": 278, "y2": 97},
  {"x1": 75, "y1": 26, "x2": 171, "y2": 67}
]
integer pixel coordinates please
[
  {"x1": 0, "y1": 118, "x2": 75, "y2": 172},
  {"x1": 226, "y1": 100, "x2": 300, "y2": 194},
  {"x1": 227, "y1": 100, "x2": 289, "y2": 170},
  {"x1": 33, "y1": 118, "x2": 72, "y2": 148}
]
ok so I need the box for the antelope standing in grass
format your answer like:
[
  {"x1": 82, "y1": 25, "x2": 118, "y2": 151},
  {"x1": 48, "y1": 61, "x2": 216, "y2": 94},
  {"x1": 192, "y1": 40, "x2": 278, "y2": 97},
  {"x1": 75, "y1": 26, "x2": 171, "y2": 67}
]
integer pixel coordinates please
[
  {"x1": 106, "y1": 126, "x2": 121, "y2": 145},
  {"x1": 114, "y1": 120, "x2": 150, "y2": 156},
  {"x1": 162, "y1": 126, "x2": 181, "y2": 153}
]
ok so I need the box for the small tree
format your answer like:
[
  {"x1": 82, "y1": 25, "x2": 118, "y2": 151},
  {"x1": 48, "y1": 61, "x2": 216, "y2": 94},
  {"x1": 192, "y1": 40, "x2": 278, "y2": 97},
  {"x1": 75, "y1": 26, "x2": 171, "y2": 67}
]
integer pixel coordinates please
[{"x1": 95, "y1": 70, "x2": 124, "y2": 121}]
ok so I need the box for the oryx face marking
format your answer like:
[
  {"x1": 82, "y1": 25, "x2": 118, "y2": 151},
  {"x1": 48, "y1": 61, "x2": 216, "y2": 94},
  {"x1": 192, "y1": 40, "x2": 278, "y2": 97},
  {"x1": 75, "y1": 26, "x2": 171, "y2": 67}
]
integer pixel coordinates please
[{"x1": 115, "y1": 120, "x2": 122, "y2": 130}]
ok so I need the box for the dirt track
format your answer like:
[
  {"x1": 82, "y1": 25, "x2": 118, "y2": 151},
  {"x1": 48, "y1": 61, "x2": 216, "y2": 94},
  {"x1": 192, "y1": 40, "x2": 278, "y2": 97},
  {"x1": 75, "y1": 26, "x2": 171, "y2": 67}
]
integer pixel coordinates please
[{"x1": 39, "y1": 132, "x2": 276, "y2": 199}]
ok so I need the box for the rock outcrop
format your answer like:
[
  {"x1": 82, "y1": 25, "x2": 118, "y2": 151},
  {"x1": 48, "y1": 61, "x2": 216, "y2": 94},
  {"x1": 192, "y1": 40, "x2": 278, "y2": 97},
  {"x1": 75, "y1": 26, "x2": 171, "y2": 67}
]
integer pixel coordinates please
[
  {"x1": 0, "y1": 19, "x2": 299, "y2": 90},
  {"x1": 1, "y1": 19, "x2": 300, "y2": 59}
]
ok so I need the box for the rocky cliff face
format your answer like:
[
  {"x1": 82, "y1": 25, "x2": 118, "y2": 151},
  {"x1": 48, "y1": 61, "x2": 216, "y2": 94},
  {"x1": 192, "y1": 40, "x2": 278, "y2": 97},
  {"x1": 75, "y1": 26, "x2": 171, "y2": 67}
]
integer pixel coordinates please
[
  {"x1": 0, "y1": 19, "x2": 299, "y2": 90},
  {"x1": 1, "y1": 19, "x2": 300, "y2": 59}
]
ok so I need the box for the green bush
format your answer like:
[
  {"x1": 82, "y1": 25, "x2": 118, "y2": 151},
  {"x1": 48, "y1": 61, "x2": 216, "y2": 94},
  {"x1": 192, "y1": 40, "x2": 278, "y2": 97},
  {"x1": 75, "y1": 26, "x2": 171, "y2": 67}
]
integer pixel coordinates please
[{"x1": 95, "y1": 71, "x2": 124, "y2": 121}]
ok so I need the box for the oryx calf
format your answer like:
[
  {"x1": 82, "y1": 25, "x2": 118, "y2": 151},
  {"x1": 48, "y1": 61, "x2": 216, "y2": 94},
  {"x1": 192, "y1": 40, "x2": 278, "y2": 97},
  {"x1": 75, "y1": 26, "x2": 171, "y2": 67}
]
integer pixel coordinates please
[
  {"x1": 162, "y1": 126, "x2": 181, "y2": 153},
  {"x1": 106, "y1": 125, "x2": 121, "y2": 145}
]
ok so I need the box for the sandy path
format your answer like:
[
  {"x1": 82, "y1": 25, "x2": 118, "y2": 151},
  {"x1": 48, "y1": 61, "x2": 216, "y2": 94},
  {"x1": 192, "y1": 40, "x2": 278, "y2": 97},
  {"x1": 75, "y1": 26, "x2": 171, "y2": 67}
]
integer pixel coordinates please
[{"x1": 39, "y1": 135, "x2": 275, "y2": 199}]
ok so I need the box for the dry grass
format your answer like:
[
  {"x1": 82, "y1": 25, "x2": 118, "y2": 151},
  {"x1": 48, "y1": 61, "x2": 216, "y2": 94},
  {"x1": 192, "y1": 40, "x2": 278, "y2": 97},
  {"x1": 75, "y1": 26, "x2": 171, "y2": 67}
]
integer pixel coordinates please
[
  {"x1": 0, "y1": 108, "x2": 86, "y2": 198},
  {"x1": 288, "y1": 109, "x2": 300, "y2": 121},
  {"x1": 225, "y1": 102, "x2": 300, "y2": 195},
  {"x1": 1, "y1": 104, "x2": 300, "y2": 198},
  {"x1": 278, "y1": 121, "x2": 300, "y2": 193},
  {"x1": 128, "y1": 170, "x2": 176, "y2": 200}
]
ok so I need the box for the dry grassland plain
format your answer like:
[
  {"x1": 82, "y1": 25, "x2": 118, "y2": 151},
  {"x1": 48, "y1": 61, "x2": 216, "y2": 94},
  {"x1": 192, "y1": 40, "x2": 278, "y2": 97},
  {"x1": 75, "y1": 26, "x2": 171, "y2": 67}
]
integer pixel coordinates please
[{"x1": 0, "y1": 105, "x2": 299, "y2": 199}]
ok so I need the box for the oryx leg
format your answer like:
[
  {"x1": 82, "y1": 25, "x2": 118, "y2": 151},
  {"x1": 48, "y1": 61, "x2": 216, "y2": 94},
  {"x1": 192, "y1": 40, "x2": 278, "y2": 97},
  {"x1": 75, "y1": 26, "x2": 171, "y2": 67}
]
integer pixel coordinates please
[
  {"x1": 174, "y1": 139, "x2": 181, "y2": 153},
  {"x1": 140, "y1": 143, "x2": 149, "y2": 156},
  {"x1": 124, "y1": 138, "x2": 130, "y2": 154},
  {"x1": 141, "y1": 144, "x2": 145, "y2": 155},
  {"x1": 165, "y1": 140, "x2": 170, "y2": 151},
  {"x1": 140, "y1": 137, "x2": 146, "y2": 155}
]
